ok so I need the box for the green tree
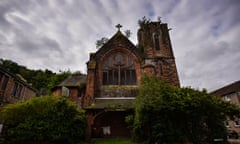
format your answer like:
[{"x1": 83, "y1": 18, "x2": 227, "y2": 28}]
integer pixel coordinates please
[
  {"x1": 132, "y1": 76, "x2": 240, "y2": 144},
  {"x1": 96, "y1": 37, "x2": 109, "y2": 49},
  {"x1": 124, "y1": 30, "x2": 132, "y2": 38},
  {"x1": 1, "y1": 96, "x2": 86, "y2": 144}
]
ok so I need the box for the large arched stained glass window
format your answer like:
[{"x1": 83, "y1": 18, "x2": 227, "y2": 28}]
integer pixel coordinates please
[{"x1": 102, "y1": 52, "x2": 136, "y2": 85}]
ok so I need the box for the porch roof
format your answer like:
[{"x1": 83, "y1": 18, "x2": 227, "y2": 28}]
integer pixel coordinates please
[{"x1": 85, "y1": 97, "x2": 135, "y2": 109}]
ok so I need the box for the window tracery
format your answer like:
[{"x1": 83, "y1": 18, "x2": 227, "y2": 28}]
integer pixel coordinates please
[{"x1": 102, "y1": 52, "x2": 136, "y2": 85}]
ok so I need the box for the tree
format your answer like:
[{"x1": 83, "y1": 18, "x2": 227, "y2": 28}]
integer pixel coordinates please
[
  {"x1": 1, "y1": 96, "x2": 86, "y2": 144},
  {"x1": 1, "y1": 58, "x2": 72, "y2": 92},
  {"x1": 132, "y1": 76, "x2": 240, "y2": 144},
  {"x1": 138, "y1": 16, "x2": 151, "y2": 29},
  {"x1": 124, "y1": 30, "x2": 132, "y2": 38},
  {"x1": 96, "y1": 37, "x2": 109, "y2": 49}
]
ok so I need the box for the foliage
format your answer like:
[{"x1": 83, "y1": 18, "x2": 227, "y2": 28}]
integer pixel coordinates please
[
  {"x1": 124, "y1": 30, "x2": 132, "y2": 38},
  {"x1": 0, "y1": 96, "x2": 86, "y2": 144},
  {"x1": 96, "y1": 37, "x2": 109, "y2": 49},
  {"x1": 132, "y1": 76, "x2": 240, "y2": 144},
  {"x1": 47, "y1": 70, "x2": 71, "y2": 92},
  {"x1": 0, "y1": 58, "x2": 71, "y2": 92},
  {"x1": 138, "y1": 16, "x2": 151, "y2": 29}
]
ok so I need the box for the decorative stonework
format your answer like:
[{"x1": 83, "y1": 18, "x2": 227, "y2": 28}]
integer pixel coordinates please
[
  {"x1": 87, "y1": 60, "x2": 96, "y2": 69},
  {"x1": 99, "y1": 86, "x2": 138, "y2": 97}
]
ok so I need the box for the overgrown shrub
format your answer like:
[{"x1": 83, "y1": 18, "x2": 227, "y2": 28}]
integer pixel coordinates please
[
  {"x1": 132, "y1": 76, "x2": 240, "y2": 144},
  {"x1": 1, "y1": 96, "x2": 86, "y2": 144}
]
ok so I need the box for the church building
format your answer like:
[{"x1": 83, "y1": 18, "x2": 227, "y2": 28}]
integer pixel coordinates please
[{"x1": 53, "y1": 20, "x2": 180, "y2": 139}]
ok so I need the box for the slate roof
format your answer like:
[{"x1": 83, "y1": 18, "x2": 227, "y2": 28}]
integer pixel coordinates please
[
  {"x1": 58, "y1": 73, "x2": 86, "y2": 87},
  {"x1": 85, "y1": 97, "x2": 135, "y2": 109},
  {"x1": 211, "y1": 80, "x2": 240, "y2": 96}
]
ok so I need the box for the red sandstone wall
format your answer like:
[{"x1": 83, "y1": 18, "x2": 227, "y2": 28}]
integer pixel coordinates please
[{"x1": 0, "y1": 73, "x2": 36, "y2": 105}]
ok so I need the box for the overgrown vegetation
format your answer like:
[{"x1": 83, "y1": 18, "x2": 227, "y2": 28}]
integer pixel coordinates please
[
  {"x1": 0, "y1": 96, "x2": 86, "y2": 144},
  {"x1": 129, "y1": 76, "x2": 240, "y2": 144},
  {"x1": 124, "y1": 30, "x2": 132, "y2": 38},
  {"x1": 0, "y1": 59, "x2": 71, "y2": 93},
  {"x1": 138, "y1": 16, "x2": 161, "y2": 29},
  {"x1": 95, "y1": 29, "x2": 132, "y2": 49},
  {"x1": 96, "y1": 37, "x2": 109, "y2": 49},
  {"x1": 138, "y1": 16, "x2": 151, "y2": 29}
]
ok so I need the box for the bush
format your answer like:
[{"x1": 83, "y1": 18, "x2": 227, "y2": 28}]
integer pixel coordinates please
[
  {"x1": 1, "y1": 96, "x2": 86, "y2": 144},
  {"x1": 132, "y1": 76, "x2": 240, "y2": 144}
]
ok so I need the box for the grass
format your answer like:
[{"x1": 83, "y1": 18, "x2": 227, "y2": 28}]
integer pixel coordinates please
[{"x1": 91, "y1": 138, "x2": 137, "y2": 144}]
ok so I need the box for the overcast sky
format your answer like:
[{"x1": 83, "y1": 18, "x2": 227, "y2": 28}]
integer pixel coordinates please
[{"x1": 0, "y1": 0, "x2": 239, "y2": 91}]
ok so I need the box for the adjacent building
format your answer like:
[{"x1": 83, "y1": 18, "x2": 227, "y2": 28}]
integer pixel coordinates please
[
  {"x1": 211, "y1": 80, "x2": 240, "y2": 135},
  {"x1": 0, "y1": 66, "x2": 37, "y2": 107},
  {"x1": 52, "y1": 73, "x2": 86, "y2": 108},
  {"x1": 0, "y1": 66, "x2": 38, "y2": 134}
]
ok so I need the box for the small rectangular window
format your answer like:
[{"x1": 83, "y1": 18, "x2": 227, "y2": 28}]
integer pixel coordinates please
[
  {"x1": 17, "y1": 85, "x2": 23, "y2": 98},
  {"x1": 12, "y1": 82, "x2": 18, "y2": 97},
  {"x1": 62, "y1": 86, "x2": 69, "y2": 97},
  {"x1": 153, "y1": 33, "x2": 160, "y2": 51},
  {"x1": 1, "y1": 76, "x2": 9, "y2": 91}
]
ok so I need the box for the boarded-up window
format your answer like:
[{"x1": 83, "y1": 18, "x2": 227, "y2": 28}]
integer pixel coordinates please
[{"x1": 62, "y1": 86, "x2": 69, "y2": 97}]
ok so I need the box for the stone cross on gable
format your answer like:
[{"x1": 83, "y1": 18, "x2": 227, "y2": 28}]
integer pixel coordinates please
[{"x1": 115, "y1": 24, "x2": 122, "y2": 31}]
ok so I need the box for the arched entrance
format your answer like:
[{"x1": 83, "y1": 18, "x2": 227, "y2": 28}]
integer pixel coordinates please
[{"x1": 91, "y1": 111, "x2": 131, "y2": 138}]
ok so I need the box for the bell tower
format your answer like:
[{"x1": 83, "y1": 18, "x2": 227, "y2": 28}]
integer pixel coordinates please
[{"x1": 138, "y1": 21, "x2": 180, "y2": 87}]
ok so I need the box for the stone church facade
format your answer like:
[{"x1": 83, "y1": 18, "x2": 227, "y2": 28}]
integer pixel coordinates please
[{"x1": 53, "y1": 20, "x2": 180, "y2": 139}]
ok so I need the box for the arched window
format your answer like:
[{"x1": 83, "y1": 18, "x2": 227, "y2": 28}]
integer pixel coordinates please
[
  {"x1": 102, "y1": 52, "x2": 136, "y2": 85},
  {"x1": 153, "y1": 33, "x2": 160, "y2": 51}
]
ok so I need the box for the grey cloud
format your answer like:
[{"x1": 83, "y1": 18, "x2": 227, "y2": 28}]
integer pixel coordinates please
[
  {"x1": 16, "y1": 36, "x2": 62, "y2": 56},
  {"x1": 0, "y1": 33, "x2": 7, "y2": 45},
  {"x1": 0, "y1": 6, "x2": 10, "y2": 28},
  {"x1": 0, "y1": 0, "x2": 239, "y2": 91},
  {"x1": 189, "y1": 41, "x2": 229, "y2": 64},
  {"x1": 164, "y1": 0, "x2": 240, "y2": 91}
]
